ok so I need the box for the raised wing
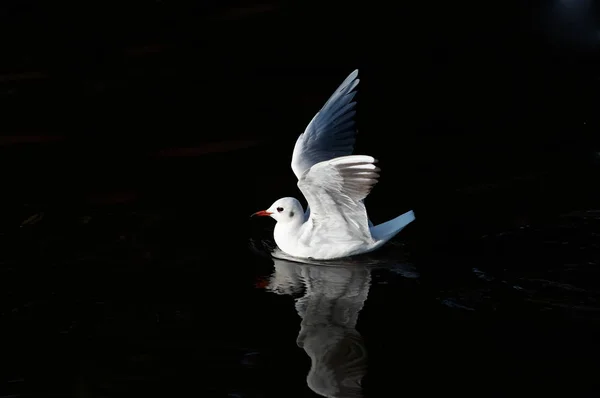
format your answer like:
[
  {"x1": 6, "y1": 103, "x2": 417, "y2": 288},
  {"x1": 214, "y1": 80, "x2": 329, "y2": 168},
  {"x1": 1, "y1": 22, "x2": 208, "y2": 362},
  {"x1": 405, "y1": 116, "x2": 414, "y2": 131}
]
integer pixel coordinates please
[
  {"x1": 291, "y1": 70, "x2": 360, "y2": 180},
  {"x1": 297, "y1": 155, "x2": 379, "y2": 244}
]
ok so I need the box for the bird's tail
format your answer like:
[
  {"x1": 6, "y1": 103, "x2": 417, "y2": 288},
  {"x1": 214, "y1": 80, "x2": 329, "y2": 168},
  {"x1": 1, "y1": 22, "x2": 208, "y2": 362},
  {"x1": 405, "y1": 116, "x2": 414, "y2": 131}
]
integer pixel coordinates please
[{"x1": 369, "y1": 210, "x2": 415, "y2": 244}]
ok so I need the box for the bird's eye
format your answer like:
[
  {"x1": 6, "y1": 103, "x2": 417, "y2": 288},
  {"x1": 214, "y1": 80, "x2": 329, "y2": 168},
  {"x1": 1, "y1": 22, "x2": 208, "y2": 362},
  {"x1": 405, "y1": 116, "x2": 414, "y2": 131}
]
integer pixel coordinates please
[{"x1": 277, "y1": 207, "x2": 284, "y2": 213}]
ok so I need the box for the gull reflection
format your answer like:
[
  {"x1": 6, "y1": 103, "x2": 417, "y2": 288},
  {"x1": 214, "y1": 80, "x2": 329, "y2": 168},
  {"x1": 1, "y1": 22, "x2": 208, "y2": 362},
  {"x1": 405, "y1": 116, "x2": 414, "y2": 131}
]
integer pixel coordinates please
[{"x1": 264, "y1": 256, "x2": 371, "y2": 398}]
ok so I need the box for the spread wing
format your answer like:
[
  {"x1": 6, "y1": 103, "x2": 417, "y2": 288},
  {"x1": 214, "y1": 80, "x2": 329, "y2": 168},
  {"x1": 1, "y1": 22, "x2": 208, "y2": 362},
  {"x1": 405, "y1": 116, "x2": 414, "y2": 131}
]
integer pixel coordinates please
[
  {"x1": 297, "y1": 155, "x2": 379, "y2": 244},
  {"x1": 291, "y1": 70, "x2": 360, "y2": 180}
]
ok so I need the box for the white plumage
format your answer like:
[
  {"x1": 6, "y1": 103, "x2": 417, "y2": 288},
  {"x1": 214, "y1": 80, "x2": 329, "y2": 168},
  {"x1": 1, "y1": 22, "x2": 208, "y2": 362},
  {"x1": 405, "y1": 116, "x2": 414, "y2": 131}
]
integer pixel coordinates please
[{"x1": 252, "y1": 70, "x2": 415, "y2": 260}]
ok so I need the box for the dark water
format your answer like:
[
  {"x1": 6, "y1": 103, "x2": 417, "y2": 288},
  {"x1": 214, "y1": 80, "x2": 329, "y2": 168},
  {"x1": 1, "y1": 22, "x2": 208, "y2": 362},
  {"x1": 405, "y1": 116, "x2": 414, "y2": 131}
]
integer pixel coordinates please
[{"x1": 2, "y1": 140, "x2": 600, "y2": 398}]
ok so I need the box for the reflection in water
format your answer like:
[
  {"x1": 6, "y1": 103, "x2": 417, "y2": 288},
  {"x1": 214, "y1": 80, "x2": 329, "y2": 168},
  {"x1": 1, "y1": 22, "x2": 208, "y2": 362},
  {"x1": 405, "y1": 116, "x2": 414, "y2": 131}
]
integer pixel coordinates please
[{"x1": 264, "y1": 257, "x2": 371, "y2": 398}]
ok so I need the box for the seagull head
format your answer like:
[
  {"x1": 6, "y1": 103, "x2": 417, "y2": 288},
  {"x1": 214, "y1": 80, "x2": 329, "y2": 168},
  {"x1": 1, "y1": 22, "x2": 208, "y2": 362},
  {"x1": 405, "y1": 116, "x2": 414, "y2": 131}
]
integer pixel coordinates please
[{"x1": 251, "y1": 197, "x2": 304, "y2": 224}]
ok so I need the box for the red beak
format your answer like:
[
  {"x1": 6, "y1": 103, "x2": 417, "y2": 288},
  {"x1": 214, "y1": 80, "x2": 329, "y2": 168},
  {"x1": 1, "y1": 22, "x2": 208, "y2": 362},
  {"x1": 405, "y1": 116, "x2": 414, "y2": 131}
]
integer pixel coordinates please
[{"x1": 251, "y1": 210, "x2": 272, "y2": 217}]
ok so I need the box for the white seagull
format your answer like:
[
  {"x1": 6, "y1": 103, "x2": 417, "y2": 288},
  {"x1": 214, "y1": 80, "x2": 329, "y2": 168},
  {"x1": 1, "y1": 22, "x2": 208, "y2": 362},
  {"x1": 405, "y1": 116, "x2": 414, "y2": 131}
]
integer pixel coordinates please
[{"x1": 252, "y1": 70, "x2": 415, "y2": 260}]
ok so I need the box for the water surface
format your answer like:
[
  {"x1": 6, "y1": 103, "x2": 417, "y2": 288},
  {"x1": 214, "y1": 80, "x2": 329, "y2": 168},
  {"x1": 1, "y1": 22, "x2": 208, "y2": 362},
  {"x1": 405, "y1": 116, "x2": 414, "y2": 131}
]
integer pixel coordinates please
[{"x1": 2, "y1": 142, "x2": 600, "y2": 397}]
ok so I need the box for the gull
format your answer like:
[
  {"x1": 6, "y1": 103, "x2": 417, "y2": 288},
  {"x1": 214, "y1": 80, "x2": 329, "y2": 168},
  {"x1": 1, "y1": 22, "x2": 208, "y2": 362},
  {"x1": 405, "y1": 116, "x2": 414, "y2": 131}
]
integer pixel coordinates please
[{"x1": 252, "y1": 69, "x2": 415, "y2": 260}]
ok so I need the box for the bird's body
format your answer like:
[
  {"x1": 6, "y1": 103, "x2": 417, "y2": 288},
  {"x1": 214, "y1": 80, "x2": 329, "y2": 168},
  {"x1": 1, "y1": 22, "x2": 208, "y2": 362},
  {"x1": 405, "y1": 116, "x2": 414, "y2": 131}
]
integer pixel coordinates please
[
  {"x1": 252, "y1": 70, "x2": 415, "y2": 260},
  {"x1": 272, "y1": 198, "x2": 373, "y2": 260}
]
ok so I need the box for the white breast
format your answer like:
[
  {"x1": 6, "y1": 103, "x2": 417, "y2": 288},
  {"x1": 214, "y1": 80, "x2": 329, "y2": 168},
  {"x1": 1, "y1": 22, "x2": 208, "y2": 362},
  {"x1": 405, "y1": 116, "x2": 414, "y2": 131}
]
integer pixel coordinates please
[
  {"x1": 273, "y1": 222, "x2": 305, "y2": 257},
  {"x1": 274, "y1": 220, "x2": 374, "y2": 260}
]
